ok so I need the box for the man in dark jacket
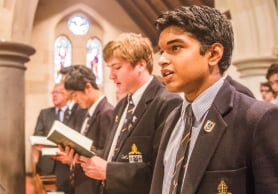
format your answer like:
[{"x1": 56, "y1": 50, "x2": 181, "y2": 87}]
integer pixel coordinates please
[{"x1": 54, "y1": 65, "x2": 114, "y2": 194}]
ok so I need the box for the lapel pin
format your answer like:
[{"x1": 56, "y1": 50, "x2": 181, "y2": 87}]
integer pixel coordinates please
[
  {"x1": 115, "y1": 115, "x2": 119, "y2": 123},
  {"x1": 203, "y1": 120, "x2": 215, "y2": 133},
  {"x1": 132, "y1": 116, "x2": 137, "y2": 123}
]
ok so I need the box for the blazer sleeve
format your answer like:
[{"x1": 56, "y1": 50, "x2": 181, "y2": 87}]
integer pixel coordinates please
[
  {"x1": 33, "y1": 110, "x2": 47, "y2": 136},
  {"x1": 251, "y1": 103, "x2": 278, "y2": 192}
]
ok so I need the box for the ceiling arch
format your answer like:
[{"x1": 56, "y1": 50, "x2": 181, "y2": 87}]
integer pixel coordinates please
[{"x1": 116, "y1": 0, "x2": 214, "y2": 46}]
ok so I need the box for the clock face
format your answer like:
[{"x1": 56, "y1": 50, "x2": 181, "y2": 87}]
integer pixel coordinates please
[{"x1": 68, "y1": 15, "x2": 90, "y2": 35}]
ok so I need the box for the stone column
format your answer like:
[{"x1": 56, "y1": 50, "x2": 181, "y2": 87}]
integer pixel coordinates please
[
  {"x1": 233, "y1": 56, "x2": 278, "y2": 98},
  {"x1": 226, "y1": 0, "x2": 278, "y2": 98},
  {"x1": 0, "y1": 41, "x2": 35, "y2": 194}
]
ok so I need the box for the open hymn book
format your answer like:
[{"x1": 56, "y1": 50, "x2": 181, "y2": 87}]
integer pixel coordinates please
[{"x1": 46, "y1": 120, "x2": 95, "y2": 158}]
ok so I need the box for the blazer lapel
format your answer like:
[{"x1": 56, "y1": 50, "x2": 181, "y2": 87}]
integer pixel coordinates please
[
  {"x1": 131, "y1": 76, "x2": 161, "y2": 130},
  {"x1": 182, "y1": 106, "x2": 227, "y2": 193},
  {"x1": 160, "y1": 106, "x2": 183, "y2": 153},
  {"x1": 114, "y1": 77, "x2": 161, "y2": 158},
  {"x1": 85, "y1": 112, "x2": 97, "y2": 135},
  {"x1": 85, "y1": 98, "x2": 107, "y2": 135},
  {"x1": 114, "y1": 97, "x2": 149, "y2": 159},
  {"x1": 103, "y1": 98, "x2": 127, "y2": 159},
  {"x1": 151, "y1": 106, "x2": 182, "y2": 193},
  {"x1": 182, "y1": 80, "x2": 235, "y2": 194}
]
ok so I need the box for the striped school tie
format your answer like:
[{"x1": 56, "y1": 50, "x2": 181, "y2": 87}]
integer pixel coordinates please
[
  {"x1": 113, "y1": 95, "x2": 135, "y2": 158},
  {"x1": 169, "y1": 104, "x2": 195, "y2": 194}
]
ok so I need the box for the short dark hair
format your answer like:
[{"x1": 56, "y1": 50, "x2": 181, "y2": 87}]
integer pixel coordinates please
[
  {"x1": 260, "y1": 81, "x2": 275, "y2": 91},
  {"x1": 60, "y1": 65, "x2": 82, "y2": 75},
  {"x1": 266, "y1": 63, "x2": 278, "y2": 80},
  {"x1": 64, "y1": 65, "x2": 99, "y2": 91},
  {"x1": 155, "y1": 5, "x2": 234, "y2": 75},
  {"x1": 60, "y1": 66, "x2": 74, "y2": 75}
]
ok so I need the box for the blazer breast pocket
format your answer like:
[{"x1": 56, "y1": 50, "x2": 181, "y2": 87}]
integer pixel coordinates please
[
  {"x1": 118, "y1": 136, "x2": 151, "y2": 163},
  {"x1": 197, "y1": 167, "x2": 248, "y2": 194}
]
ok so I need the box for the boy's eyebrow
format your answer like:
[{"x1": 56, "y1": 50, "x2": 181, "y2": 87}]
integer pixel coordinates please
[
  {"x1": 158, "y1": 38, "x2": 186, "y2": 52},
  {"x1": 108, "y1": 63, "x2": 120, "y2": 68},
  {"x1": 166, "y1": 38, "x2": 185, "y2": 45}
]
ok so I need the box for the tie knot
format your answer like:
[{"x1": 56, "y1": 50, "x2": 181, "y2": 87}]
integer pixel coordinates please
[
  {"x1": 128, "y1": 95, "x2": 133, "y2": 105},
  {"x1": 56, "y1": 108, "x2": 63, "y2": 121},
  {"x1": 184, "y1": 104, "x2": 194, "y2": 123},
  {"x1": 126, "y1": 95, "x2": 135, "y2": 114}
]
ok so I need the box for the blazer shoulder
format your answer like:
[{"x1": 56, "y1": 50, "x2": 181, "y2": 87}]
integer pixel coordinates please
[
  {"x1": 148, "y1": 77, "x2": 182, "y2": 102},
  {"x1": 97, "y1": 97, "x2": 114, "y2": 113},
  {"x1": 154, "y1": 86, "x2": 183, "y2": 106},
  {"x1": 38, "y1": 107, "x2": 55, "y2": 116},
  {"x1": 40, "y1": 106, "x2": 55, "y2": 112},
  {"x1": 245, "y1": 98, "x2": 278, "y2": 121},
  {"x1": 225, "y1": 75, "x2": 255, "y2": 98}
]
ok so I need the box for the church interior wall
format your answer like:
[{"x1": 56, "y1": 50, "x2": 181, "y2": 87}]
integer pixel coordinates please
[{"x1": 219, "y1": 0, "x2": 278, "y2": 98}]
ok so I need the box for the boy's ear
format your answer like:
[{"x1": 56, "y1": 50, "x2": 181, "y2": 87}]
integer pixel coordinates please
[
  {"x1": 208, "y1": 43, "x2": 224, "y2": 66},
  {"x1": 136, "y1": 59, "x2": 147, "y2": 71},
  {"x1": 84, "y1": 82, "x2": 92, "y2": 92}
]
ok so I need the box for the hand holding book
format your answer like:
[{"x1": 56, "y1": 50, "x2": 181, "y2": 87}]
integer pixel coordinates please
[
  {"x1": 46, "y1": 120, "x2": 95, "y2": 158},
  {"x1": 51, "y1": 145, "x2": 76, "y2": 165}
]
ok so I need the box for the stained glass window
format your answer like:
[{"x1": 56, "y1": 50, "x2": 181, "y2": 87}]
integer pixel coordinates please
[
  {"x1": 54, "y1": 35, "x2": 72, "y2": 83},
  {"x1": 68, "y1": 14, "x2": 90, "y2": 36},
  {"x1": 86, "y1": 37, "x2": 103, "y2": 85}
]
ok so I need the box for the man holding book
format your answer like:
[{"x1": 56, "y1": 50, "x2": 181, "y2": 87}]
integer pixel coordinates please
[
  {"x1": 32, "y1": 79, "x2": 86, "y2": 194},
  {"x1": 54, "y1": 65, "x2": 114, "y2": 194},
  {"x1": 54, "y1": 66, "x2": 87, "y2": 194},
  {"x1": 32, "y1": 83, "x2": 68, "y2": 176}
]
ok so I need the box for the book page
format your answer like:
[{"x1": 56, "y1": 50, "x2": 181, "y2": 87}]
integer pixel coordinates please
[
  {"x1": 30, "y1": 136, "x2": 57, "y2": 147},
  {"x1": 41, "y1": 147, "x2": 61, "y2": 156}
]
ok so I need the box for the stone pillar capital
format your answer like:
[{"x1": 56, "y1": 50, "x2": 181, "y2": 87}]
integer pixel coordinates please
[
  {"x1": 233, "y1": 56, "x2": 278, "y2": 78},
  {"x1": 0, "y1": 41, "x2": 35, "y2": 70}
]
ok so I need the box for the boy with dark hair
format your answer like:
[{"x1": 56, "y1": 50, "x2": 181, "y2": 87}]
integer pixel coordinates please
[
  {"x1": 54, "y1": 65, "x2": 114, "y2": 194},
  {"x1": 266, "y1": 63, "x2": 278, "y2": 96},
  {"x1": 151, "y1": 5, "x2": 278, "y2": 194}
]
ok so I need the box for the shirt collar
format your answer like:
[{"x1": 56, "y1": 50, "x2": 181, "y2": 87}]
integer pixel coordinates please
[
  {"x1": 181, "y1": 77, "x2": 225, "y2": 123},
  {"x1": 129, "y1": 76, "x2": 153, "y2": 107},
  {"x1": 67, "y1": 100, "x2": 75, "y2": 110},
  {"x1": 87, "y1": 95, "x2": 105, "y2": 117},
  {"x1": 56, "y1": 105, "x2": 67, "y2": 112}
]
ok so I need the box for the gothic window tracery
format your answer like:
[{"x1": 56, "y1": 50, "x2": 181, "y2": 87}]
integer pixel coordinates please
[
  {"x1": 54, "y1": 35, "x2": 72, "y2": 83},
  {"x1": 86, "y1": 37, "x2": 103, "y2": 85}
]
